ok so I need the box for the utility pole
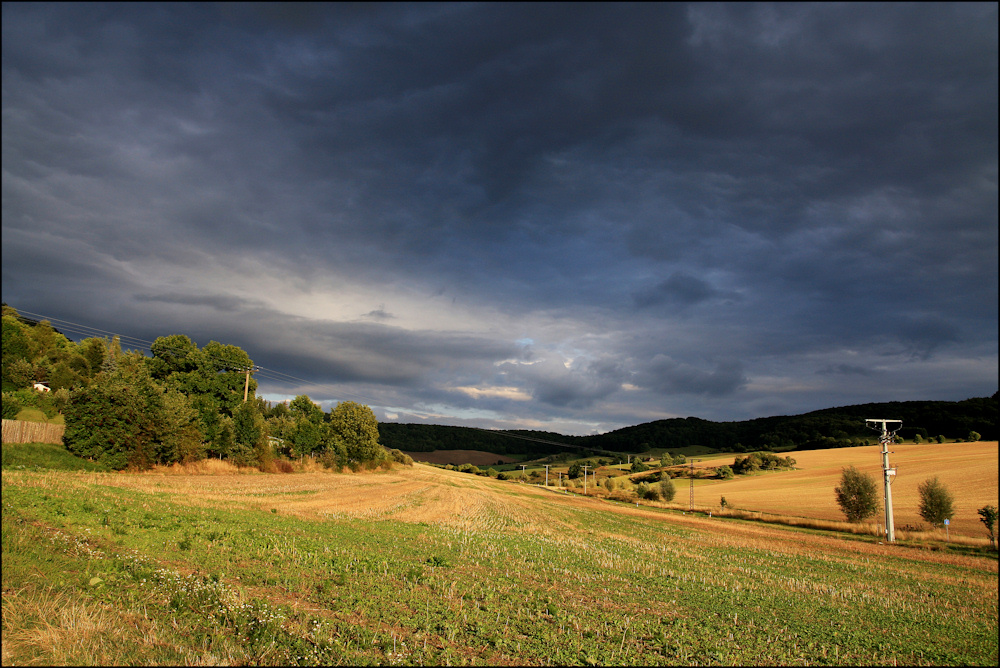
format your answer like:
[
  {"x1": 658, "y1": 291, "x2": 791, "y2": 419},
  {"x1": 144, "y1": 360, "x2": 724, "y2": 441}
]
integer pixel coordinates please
[
  {"x1": 242, "y1": 366, "x2": 259, "y2": 403},
  {"x1": 689, "y1": 459, "x2": 700, "y2": 511},
  {"x1": 582, "y1": 465, "x2": 590, "y2": 494},
  {"x1": 544, "y1": 464, "x2": 550, "y2": 487},
  {"x1": 867, "y1": 419, "x2": 901, "y2": 543}
]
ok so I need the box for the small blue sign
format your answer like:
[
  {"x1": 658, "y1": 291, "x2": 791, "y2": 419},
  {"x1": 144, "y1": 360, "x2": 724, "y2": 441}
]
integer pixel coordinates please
[{"x1": 944, "y1": 519, "x2": 950, "y2": 525}]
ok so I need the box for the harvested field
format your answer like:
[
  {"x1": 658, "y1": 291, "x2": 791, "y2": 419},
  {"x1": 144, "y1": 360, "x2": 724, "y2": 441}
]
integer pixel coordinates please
[
  {"x1": 4, "y1": 459, "x2": 997, "y2": 665},
  {"x1": 401, "y1": 449, "x2": 518, "y2": 466},
  {"x1": 704, "y1": 441, "x2": 998, "y2": 537}
]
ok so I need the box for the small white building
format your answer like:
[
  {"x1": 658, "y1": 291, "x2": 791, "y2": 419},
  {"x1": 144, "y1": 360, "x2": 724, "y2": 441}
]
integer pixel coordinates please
[{"x1": 33, "y1": 382, "x2": 50, "y2": 392}]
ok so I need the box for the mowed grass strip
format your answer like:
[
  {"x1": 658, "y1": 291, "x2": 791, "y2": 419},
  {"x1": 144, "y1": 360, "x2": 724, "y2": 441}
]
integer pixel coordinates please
[
  {"x1": 704, "y1": 442, "x2": 998, "y2": 537},
  {"x1": 3, "y1": 463, "x2": 997, "y2": 666}
]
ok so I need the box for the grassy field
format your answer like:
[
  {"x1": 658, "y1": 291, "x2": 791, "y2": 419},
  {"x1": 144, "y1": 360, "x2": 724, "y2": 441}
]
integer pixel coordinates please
[
  {"x1": 700, "y1": 442, "x2": 998, "y2": 538},
  {"x1": 2, "y1": 445, "x2": 997, "y2": 666}
]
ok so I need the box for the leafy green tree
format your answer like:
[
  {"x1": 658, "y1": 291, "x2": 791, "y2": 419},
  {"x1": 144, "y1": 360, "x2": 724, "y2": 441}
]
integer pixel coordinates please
[
  {"x1": 78, "y1": 337, "x2": 108, "y2": 378},
  {"x1": 659, "y1": 477, "x2": 676, "y2": 502},
  {"x1": 289, "y1": 394, "x2": 324, "y2": 423},
  {"x1": 672, "y1": 454, "x2": 686, "y2": 465},
  {"x1": 977, "y1": 505, "x2": 997, "y2": 549},
  {"x1": 660, "y1": 451, "x2": 670, "y2": 467},
  {"x1": 567, "y1": 462, "x2": 582, "y2": 479},
  {"x1": 327, "y1": 401, "x2": 383, "y2": 466},
  {"x1": 917, "y1": 476, "x2": 954, "y2": 527},
  {"x1": 630, "y1": 459, "x2": 649, "y2": 473},
  {"x1": 63, "y1": 352, "x2": 167, "y2": 470},
  {"x1": 968, "y1": 431, "x2": 981, "y2": 442},
  {"x1": 717, "y1": 465, "x2": 734, "y2": 479},
  {"x1": 834, "y1": 466, "x2": 880, "y2": 522},
  {"x1": 2, "y1": 392, "x2": 23, "y2": 419},
  {"x1": 289, "y1": 417, "x2": 324, "y2": 458},
  {"x1": 160, "y1": 389, "x2": 205, "y2": 464},
  {"x1": 231, "y1": 400, "x2": 268, "y2": 468},
  {"x1": 5, "y1": 358, "x2": 34, "y2": 389},
  {"x1": 1, "y1": 313, "x2": 32, "y2": 386}
]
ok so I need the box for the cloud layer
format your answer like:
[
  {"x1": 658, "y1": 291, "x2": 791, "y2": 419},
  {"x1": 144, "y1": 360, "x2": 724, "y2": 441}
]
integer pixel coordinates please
[{"x1": 3, "y1": 3, "x2": 996, "y2": 434}]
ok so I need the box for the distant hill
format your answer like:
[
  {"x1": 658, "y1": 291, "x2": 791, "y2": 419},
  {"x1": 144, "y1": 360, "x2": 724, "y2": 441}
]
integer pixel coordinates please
[{"x1": 379, "y1": 393, "x2": 998, "y2": 457}]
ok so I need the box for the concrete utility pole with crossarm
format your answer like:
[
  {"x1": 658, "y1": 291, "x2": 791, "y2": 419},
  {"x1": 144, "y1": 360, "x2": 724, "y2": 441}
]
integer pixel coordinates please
[{"x1": 867, "y1": 419, "x2": 901, "y2": 543}]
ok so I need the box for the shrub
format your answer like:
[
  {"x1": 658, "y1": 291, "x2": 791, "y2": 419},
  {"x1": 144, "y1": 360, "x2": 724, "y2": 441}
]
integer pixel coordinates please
[
  {"x1": 917, "y1": 477, "x2": 954, "y2": 527},
  {"x1": 716, "y1": 465, "x2": 734, "y2": 479},
  {"x1": 659, "y1": 477, "x2": 676, "y2": 502},
  {"x1": 496, "y1": 472, "x2": 509, "y2": 481},
  {"x1": 389, "y1": 449, "x2": 414, "y2": 466},
  {"x1": 834, "y1": 466, "x2": 880, "y2": 522},
  {"x1": 968, "y1": 431, "x2": 981, "y2": 442},
  {"x1": 2, "y1": 392, "x2": 22, "y2": 419},
  {"x1": 642, "y1": 486, "x2": 661, "y2": 501}
]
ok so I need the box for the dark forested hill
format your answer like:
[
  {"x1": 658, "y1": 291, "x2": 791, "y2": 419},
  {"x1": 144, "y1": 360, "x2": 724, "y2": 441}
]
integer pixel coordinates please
[{"x1": 379, "y1": 394, "x2": 998, "y2": 457}]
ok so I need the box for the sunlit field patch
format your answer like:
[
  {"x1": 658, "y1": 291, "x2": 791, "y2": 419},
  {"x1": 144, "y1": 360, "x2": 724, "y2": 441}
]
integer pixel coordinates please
[{"x1": 703, "y1": 442, "x2": 998, "y2": 537}]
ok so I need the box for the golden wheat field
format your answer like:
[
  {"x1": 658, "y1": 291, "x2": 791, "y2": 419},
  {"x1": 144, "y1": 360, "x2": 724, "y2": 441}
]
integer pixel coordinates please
[{"x1": 703, "y1": 441, "x2": 998, "y2": 537}]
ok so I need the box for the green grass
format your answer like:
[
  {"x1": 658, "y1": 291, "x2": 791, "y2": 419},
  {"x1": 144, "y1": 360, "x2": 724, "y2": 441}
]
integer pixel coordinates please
[
  {"x1": 14, "y1": 407, "x2": 64, "y2": 424},
  {"x1": 2, "y1": 442, "x2": 107, "y2": 472},
  {"x1": 2, "y1": 469, "x2": 997, "y2": 666}
]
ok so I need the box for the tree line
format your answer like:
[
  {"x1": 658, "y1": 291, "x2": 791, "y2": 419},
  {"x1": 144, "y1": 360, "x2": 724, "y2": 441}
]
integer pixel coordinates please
[
  {"x1": 378, "y1": 396, "x2": 997, "y2": 457},
  {"x1": 2, "y1": 306, "x2": 395, "y2": 471}
]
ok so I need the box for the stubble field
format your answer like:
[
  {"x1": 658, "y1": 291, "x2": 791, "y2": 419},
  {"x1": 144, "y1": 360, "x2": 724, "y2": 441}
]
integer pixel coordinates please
[
  {"x1": 702, "y1": 442, "x2": 998, "y2": 537},
  {"x1": 2, "y1": 456, "x2": 997, "y2": 666}
]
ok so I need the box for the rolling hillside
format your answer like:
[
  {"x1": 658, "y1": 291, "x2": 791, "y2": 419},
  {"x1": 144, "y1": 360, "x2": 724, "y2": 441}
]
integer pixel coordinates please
[{"x1": 379, "y1": 394, "x2": 998, "y2": 457}]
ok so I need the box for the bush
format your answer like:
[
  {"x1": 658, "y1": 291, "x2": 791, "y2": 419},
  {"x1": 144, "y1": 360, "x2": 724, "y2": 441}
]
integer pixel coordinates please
[
  {"x1": 716, "y1": 465, "x2": 734, "y2": 479},
  {"x1": 968, "y1": 431, "x2": 981, "y2": 442},
  {"x1": 496, "y1": 472, "x2": 509, "y2": 481},
  {"x1": 834, "y1": 466, "x2": 880, "y2": 522},
  {"x1": 642, "y1": 486, "x2": 661, "y2": 501},
  {"x1": 2, "y1": 392, "x2": 23, "y2": 419},
  {"x1": 389, "y1": 448, "x2": 414, "y2": 466},
  {"x1": 917, "y1": 476, "x2": 954, "y2": 527},
  {"x1": 659, "y1": 477, "x2": 676, "y2": 502}
]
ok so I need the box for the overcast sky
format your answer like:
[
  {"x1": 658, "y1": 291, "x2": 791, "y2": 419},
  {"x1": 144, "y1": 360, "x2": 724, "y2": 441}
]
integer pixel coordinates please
[{"x1": 3, "y1": 3, "x2": 997, "y2": 435}]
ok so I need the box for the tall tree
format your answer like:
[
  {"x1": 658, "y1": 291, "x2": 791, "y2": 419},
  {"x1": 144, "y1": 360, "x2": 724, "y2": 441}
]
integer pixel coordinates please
[
  {"x1": 328, "y1": 401, "x2": 383, "y2": 466},
  {"x1": 63, "y1": 351, "x2": 167, "y2": 470}
]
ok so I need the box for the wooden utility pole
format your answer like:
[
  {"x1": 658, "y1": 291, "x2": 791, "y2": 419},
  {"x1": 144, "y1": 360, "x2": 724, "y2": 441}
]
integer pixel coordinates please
[
  {"x1": 243, "y1": 367, "x2": 252, "y2": 403},
  {"x1": 582, "y1": 465, "x2": 590, "y2": 494}
]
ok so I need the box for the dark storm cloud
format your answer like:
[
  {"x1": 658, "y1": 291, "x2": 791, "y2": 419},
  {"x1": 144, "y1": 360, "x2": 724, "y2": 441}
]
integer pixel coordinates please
[{"x1": 2, "y1": 3, "x2": 996, "y2": 432}]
